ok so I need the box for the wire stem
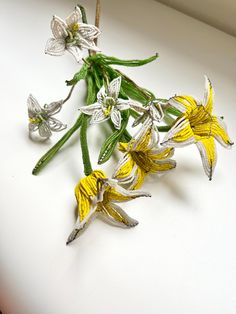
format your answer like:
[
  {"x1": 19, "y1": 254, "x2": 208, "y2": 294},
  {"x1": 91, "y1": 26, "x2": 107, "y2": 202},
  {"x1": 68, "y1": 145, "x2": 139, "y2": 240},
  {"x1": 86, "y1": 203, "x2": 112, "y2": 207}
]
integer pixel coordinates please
[
  {"x1": 80, "y1": 116, "x2": 93, "y2": 176},
  {"x1": 32, "y1": 114, "x2": 84, "y2": 175},
  {"x1": 62, "y1": 85, "x2": 75, "y2": 104},
  {"x1": 94, "y1": 0, "x2": 101, "y2": 46}
]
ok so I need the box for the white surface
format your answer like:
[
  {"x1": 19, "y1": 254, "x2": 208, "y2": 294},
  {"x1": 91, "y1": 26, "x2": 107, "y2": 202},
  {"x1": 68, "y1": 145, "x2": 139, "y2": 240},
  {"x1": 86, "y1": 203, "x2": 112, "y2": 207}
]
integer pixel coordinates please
[
  {"x1": 1, "y1": 0, "x2": 236, "y2": 313},
  {"x1": 157, "y1": 0, "x2": 236, "y2": 37}
]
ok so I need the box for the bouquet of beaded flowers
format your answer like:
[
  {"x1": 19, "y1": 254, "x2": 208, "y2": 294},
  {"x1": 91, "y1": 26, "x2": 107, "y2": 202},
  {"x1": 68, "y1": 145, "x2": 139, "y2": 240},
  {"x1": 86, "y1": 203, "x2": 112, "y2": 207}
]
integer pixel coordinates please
[{"x1": 28, "y1": 2, "x2": 233, "y2": 245}]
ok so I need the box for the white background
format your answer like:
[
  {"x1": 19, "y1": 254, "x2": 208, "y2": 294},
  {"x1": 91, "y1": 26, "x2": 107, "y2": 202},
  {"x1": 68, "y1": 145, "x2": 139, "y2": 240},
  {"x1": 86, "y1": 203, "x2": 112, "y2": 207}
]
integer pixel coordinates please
[{"x1": 0, "y1": 0, "x2": 236, "y2": 313}]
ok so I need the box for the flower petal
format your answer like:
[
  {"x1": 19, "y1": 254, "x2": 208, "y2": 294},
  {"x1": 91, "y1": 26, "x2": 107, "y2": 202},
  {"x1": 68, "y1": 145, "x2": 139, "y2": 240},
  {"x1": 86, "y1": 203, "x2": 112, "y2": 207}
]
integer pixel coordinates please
[
  {"x1": 150, "y1": 146, "x2": 174, "y2": 160},
  {"x1": 212, "y1": 117, "x2": 234, "y2": 147},
  {"x1": 51, "y1": 15, "x2": 68, "y2": 39},
  {"x1": 169, "y1": 95, "x2": 198, "y2": 115},
  {"x1": 108, "y1": 77, "x2": 121, "y2": 99},
  {"x1": 130, "y1": 166, "x2": 146, "y2": 190},
  {"x1": 45, "y1": 38, "x2": 66, "y2": 56},
  {"x1": 196, "y1": 137, "x2": 217, "y2": 180},
  {"x1": 90, "y1": 109, "x2": 108, "y2": 124},
  {"x1": 129, "y1": 102, "x2": 147, "y2": 113},
  {"x1": 44, "y1": 100, "x2": 63, "y2": 115},
  {"x1": 130, "y1": 119, "x2": 158, "y2": 151},
  {"x1": 162, "y1": 116, "x2": 195, "y2": 147},
  {"x1": 47, "y1": 117, "x2": 67, "y2": 132},
  {"x1": 80, "y1": 103, "x2": 102, "y2": 115},
  {"x1": 150, "y1": 159, "x2": 176, "y2": 173},
  {"x1": 27, "y1": 94, "x2": 42, "y2": 117},
  {"x1": 79, "y1": 37, "x2": 100, "y2": 52},
  {"x1": 113, "y1": 153, "x2": 135, "y2": 183},
  {"x1": 99, "y1": 203, "x2": 138, "y2": 228},
  {"x1": 66, "y1": 205, "x2": 96, "y2": 245},
  {"x1": 203, "y1": 75, "x2": 214, "y2": 114},
  {"x1": 97, "y1": 86, "x2": 106, "y2": 104},
  {"x1": 116, "y1": 99, "x2": 132, "y2": 111},
  {"x1": 193, "y1": 116, "x2": 233, "y2": 148},
  {"x1": 106, "y1": 179, "x2": 151, "y2": 202},
  {"x1": 28, "y1": 123, "x2": 39, "y2": 132},
  {"x1": 67, "y1": 46, "x2": 83, "y2": 62},
  {"x1": 149, "y1": 102, "x2": 164, "y2": 121},
  {"x1": 79, "y1": 23, "x2": 101, "y2": 40},
  {"x1": 66, "y1": 6, "x2": 81, "y2": 27},
  {"x1": 38, "y1": 122, "x2": 52, "y2": 138},
  {"x1": 111, "y1": 108, "x2": 122, "y2": 129}
]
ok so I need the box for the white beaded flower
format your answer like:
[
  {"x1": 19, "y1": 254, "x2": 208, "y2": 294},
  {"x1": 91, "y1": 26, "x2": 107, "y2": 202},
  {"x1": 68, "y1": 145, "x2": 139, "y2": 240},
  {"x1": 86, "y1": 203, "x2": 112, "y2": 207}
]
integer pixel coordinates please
[
  {"x1": 45, "y1": 6, "x2": 101, "y2": 62},
  {"x1": 80, "y1": 77, "x2": 136, "y2": 129},
  {"x1": 27, "y1": 94, "x2": 66, "y2": 139}
]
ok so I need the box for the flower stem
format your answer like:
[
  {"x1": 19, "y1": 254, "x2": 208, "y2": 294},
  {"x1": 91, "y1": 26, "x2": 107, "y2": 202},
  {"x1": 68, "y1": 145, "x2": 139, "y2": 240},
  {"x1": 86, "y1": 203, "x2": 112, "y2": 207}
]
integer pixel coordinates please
[
  {"x1": 78, "y1": 5, "x2": 91, "y2": 57},
  {"x1": 62, "y1": 85, "x2": 75, "y2": 104},
  {"x1": 80, "y1": 116, "x2": 93, "y2": 176},
  {"x1": 32, "y1": 114, "x2": 84, "y2": 175},
  {"x1": 94, "y1": 0, "x2": 101, "y2": 46}
]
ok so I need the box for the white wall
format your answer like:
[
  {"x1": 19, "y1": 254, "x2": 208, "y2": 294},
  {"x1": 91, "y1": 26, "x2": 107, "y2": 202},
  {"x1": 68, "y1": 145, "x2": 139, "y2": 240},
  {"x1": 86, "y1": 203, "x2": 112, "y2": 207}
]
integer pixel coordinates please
[{"x1": 157, "y1": 0, "x2": 236, "y2": 37}]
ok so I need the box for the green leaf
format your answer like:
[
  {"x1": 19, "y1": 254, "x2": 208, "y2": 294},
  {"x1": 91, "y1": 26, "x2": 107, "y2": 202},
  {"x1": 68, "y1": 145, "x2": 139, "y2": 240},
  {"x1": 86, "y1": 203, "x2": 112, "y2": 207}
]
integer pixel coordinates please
[
  {"x1": 66, "y1": 63, "x2": 88, "y2": 86},
  {"x1": 32, "y1": 114, "x2": 84, "y2": 175},
  {"x1": 86, "y1": 73, "x2": 97, "y2": 105},
  {"x1": 99, "y1": 53, "x2": 159, "y2": 67},
  {"x1": 98, "y1": 111, "x2": 129, "y2": 164}
]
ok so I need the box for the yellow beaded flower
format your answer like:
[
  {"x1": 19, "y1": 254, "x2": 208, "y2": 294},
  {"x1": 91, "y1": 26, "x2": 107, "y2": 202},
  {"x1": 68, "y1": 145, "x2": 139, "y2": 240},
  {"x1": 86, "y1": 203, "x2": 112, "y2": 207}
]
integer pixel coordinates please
[
  {"x1": 162, "y1": 76, "x2": 233, "y2": 180},
  {"x1": 113, "y1": 120, "x2": 176, "y2": 189},
  {"x1": 67, "y1": 170, "x2": 150, "y2": 244}
]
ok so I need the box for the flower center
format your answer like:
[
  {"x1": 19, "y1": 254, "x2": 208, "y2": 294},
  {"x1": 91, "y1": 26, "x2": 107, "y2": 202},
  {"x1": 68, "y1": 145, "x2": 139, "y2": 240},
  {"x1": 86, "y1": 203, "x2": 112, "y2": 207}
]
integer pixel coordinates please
[
  {"x1": 29, "y1": 117, "x2": 42, "y2": 124},
  {"x1": 65, "y1": 23, "x2": 80, "y2": 45},
  {"x1": 131, "y1": 151, "x2": 152, "y2": 173},
  {"x1": 103, "y1": 97, "x2": 116, "y2": 116}
]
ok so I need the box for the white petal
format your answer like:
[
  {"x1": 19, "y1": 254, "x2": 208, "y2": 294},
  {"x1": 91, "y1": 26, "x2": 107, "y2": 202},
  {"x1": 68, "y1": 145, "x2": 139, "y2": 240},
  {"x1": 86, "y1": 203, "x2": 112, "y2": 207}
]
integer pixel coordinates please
[
  {"x1": 162, "y1": 117, "x2": 195, "y2": 147},
  {"x1": 66, "y1": 206, "x2": 97, "y2": 245},
  {"x1": 99, "y1": 203, "x2": 138, "y2": 228},
  {"x1": 116, "y1": 99, "x2": 131, "y2": 111},
  {"x1": 79, "y1": 37, "x2": 100, "y2": 52},
  {"x1": 66, "y1": 6, "x2": 81, "y2": 27},
  {"x1": 149, "y1": 102, "x2": 164, "y2": 121},
  {"x1": 108, "y1": 77, "x2": 121, "y2": 99},
  {"x1": 90, "y1": 109, "x2": 108, "y2": 124},
  {"x1": 97, "y1": 86, "x2": 106, "y2": 104},
  {"x1": 48, "y1": 117, "x2": 67, "y2": 132},
  {"x1": 27, "y1": 94, "x2": 42, "y2": 117},
  {"x1": 196, "y1": 139, "x2": 217, "y2": 180},
  {"x1": 80, "y1": 103, "x2": 102, "y2": 115},
  {"x1": 111, "y1": 108, "x2": 121, "y2": 129},
  {"x1": 79, "y1": 23, "x2": 101, "y2": 40},
  {"x1": 28, "y1": 123, "x2": 39, "y2": 132},
  {"x1": 66, "y1": 46, "x2": 83, "y2": 62},
  {"x1": 44, "y1": 100, "x2": 63, "y2": 115},
  {"x1": 38, "y1": 123, "x2": 52, "y2": 138},
  {"x1": 45, "y1": 38, "x2": 66, "y2": 56},
  {"x1": 107, "y1": 179, "x2": 151, "y2": 199},
  {"x1": 129, "y1": 101, "x2": 147, "y2": 113},
  {"x1": 51, "y1": 15, "x2": 68, "y2": 39}
]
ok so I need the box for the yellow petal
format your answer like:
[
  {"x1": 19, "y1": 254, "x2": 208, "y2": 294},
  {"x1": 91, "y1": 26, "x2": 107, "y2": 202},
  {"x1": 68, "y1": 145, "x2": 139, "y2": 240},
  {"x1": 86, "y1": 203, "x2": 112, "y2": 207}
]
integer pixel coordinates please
[
  {"x1": 99, "y1": 203, "x2": 138, "y2": 227},
  {"x1": 75, "y1": 170, "x2": 106, "y2": 221},
  {"x1": 203, "y1": 76, "x2": 214, "y2": 114},
  {"x1": 162, "y1": 117, "x2": 195, "y2": 147},
  {"x1": 196, "y1": 137, "x2": 217, "y2": 180},
  {"x1": 149, "y1": 159, "x2": 176, "y2": 173},
  {"x1": 169, "y1": 95, "x2": 197, "y2": 115},
  {"x1": 131, "y1": 166, "x2": 146, "y2": 190},
  {"x1": 148, "y1": 147, "x2": 174, "y2": 160},
  {"x1": 192, "y1": 116, "x2": 233, "y2": 148},
  {"x1": 114, "y1": 153, "x2": 135, "y2": 181},
  {"x1": 118, "y1": 142, "x2": 128, "y2": 152}
]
